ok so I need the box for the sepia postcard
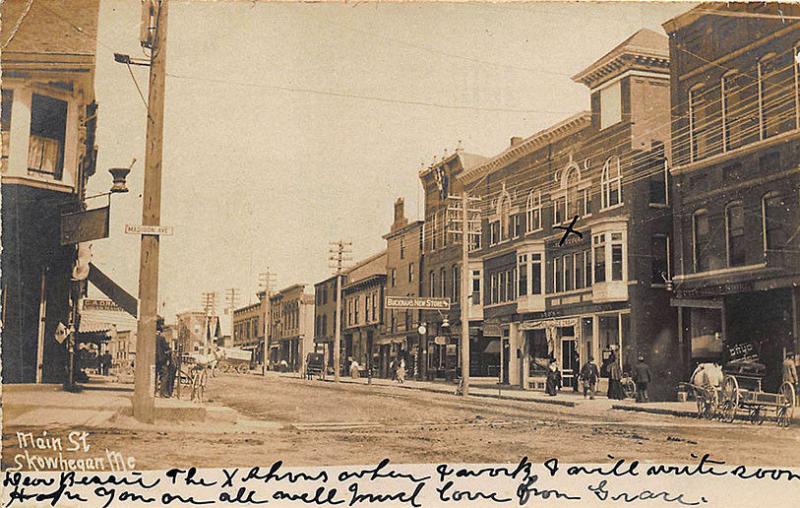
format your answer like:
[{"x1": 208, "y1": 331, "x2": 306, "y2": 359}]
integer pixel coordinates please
[{"x1": 1, "y1": 1, "x2": 800, "y2": 506}]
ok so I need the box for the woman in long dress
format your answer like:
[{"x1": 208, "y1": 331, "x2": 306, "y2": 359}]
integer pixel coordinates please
[
  {"x1": 545, "y1": 361, "x2": 561, "y2": 396},
  {"x1": 607, "y1": 352, "x2": 626, "y2": 400}
]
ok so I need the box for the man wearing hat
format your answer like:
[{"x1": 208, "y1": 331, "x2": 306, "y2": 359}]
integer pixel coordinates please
[{"x1": 632, "y1": 354, "x2": 653, "y2": 403}]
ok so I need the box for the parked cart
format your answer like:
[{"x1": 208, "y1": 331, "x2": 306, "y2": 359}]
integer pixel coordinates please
[
  {"x1": 216, "y1": 347, "x2": 252, "y2": 374},
  {"x1": 717, "y1": 360, "x2": 795, "y2": 427}
]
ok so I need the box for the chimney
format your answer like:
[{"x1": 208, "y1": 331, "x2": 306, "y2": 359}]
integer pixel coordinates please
[
  {"x1": 394, "y1": 197, "x2": 405, "y2": 224},
  {"x1": 392, "y1": 197, "x2": 409, "y2": 232},
  {"x1": 510, "y1": 136, "x2": 524, "y2": 147}
]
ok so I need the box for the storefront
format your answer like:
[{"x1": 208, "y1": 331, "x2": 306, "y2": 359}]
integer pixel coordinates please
[{"x1": 518, "y1": 308, "x2": 629, "y2": 391}]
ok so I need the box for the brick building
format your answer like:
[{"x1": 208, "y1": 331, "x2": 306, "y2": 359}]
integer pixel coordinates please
[
  {"x1": 233, "y1": 301, "x2": 262, "y2": 352},
  {"x1": 463, "y1": 29, "x2": 677, "y2": 398},
  {"x1": 664, "y1": 4, "x2": 800, "y2": 392},
  {"x1": 380, "y1": 198, "x2": 424, "y2": 378},
  {"x1": 1, "y1": 0, "x2": 101, "y2": 383},
  {"x1": 269, "y1": 285, "x2": 314, "y2": 373},
  {"x1": 314, "y1": 274, "x2": 344, "y2": 371},
  {"x1": 342, "y1": 251, "x2": 387, "y2": 375},
  {"x1": 419, "y1": 150, "x2": 488, "y2": 380}
]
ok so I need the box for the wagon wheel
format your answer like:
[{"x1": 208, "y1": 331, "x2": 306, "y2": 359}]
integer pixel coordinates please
[
  {"x1": 236, "y1": 364, "x2": 248, "y2": 374},
  {"x1": 719, "y1": 376, "x2": 739, "y2": 423},
  {"x1": 748, "y1": 406, "x2": 765, "y2": 425},
  {"x1": 776, "y1": 382, "x2": 796, "y2": 428},
  {"x1": 694, "y1": 390, "x2": 707, "y2": 419}
]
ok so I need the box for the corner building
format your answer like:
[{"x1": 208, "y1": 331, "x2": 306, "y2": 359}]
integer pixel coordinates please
[
  {"x1": 465, "y1": 29, "x2": 678, "y2": 399},
  {"x1": 664, "y1": 4, "x2": 800, "y2": 392}
]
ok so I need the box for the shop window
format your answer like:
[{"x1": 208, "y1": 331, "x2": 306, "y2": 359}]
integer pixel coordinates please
[
  {"x1": 598, "y1": 314, "x2": 621, "y2": 377},
  {"x1": 526, "y1": 190, "x2": 542, "y2": 232},
  {"x1": 611, "y1": 233, "x2": 624, "y2": 281},
  {"x1": 518, "y1": 255, "x2": 528, "y2": 296},
  {"x1": 726, "y1": 202, "x2": 745, "y2": 267},
  {"x1": 528, "y1": 329, "x2": 549, "y2": 377},
  {"x1": 28, "y1": 94, "x2": 67, "y2": 180},
  {"x1": 759, "y1": 52, "x2": 795, "y2": 140},
  {"x1": 763, "y1": 191, "x2": 794, "y2": 250},
  {"x1": 601, "y1": 156, "x2": 622, "y2": 209},
  {"x1": 693, "y1": 209, "x2": 711, "y2": 272},
  {"x1": 531, "y1": 254, "x2": 542, "y2": 295},
  {"x1": 593, "y1": 234, "x2": 606, "y2": 283},
  {"x1": 599, "y1": 81, "x2": 622, "y2": 129},
  {"x1": 689, "y1": 308, "x2": 723, "y2": 360},
  {"x1": 1, "y1": 89, "x2": 12, "y2": 173}
]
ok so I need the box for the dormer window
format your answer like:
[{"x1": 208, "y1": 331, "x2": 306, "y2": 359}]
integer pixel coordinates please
[{"x1": 599, "y1": 81, "x2": 622, "y2": 129}]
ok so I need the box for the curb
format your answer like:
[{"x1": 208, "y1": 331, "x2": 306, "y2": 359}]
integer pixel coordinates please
[{"x1": 611, "y1": 404, "x2": 697, "y2": 418}]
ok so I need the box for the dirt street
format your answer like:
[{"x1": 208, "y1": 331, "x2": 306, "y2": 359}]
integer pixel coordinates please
[{"x1": 4, "y1": 373, "x2": 800, "y2": 470}]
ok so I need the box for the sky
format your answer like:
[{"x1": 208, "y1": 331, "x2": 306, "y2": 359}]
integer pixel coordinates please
[{"x1": 86, "y1": 0, "x2": 697, "y2": 326}]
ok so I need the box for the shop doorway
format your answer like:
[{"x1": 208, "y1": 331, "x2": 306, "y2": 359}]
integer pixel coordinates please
[{"x1": 561, "y1": 336, "x2": 578, "y2": 387}]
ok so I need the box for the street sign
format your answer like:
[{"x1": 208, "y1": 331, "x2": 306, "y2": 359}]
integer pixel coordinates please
[
  {"x1": 60, "y1": 206, "x2": 110, "y2": 245},
  {"x1": 124, "y1": 224, "x2": 174, "y2": 236},
  {"x1": 385, "y1": 296, "x2": 450, "y2": 310}
]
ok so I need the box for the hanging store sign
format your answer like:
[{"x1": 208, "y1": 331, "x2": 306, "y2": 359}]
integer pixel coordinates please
[
  {"x1": 385, "y1": 296, "x2": 450, "y2": 310},
  {"x1": 60, "y1": 206, "x2": 110, "y2": 245}
]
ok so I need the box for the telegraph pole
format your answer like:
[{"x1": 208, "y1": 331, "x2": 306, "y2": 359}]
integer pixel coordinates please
[
  {"x1": 447, "y1": 192, "x2": 481, "y2": 396},
  {"x1": 329, "y1": 240, "x2": 352, "y2": 383},
  {"x1": 225, "y1": 288, "x2": 239, "y2": 315},
  {"x1": 133, "y1": 0, "x2": 169, "y2": 423},
  {"x1": 258, "y1": 269, "x2": 276, "y2": 375}
]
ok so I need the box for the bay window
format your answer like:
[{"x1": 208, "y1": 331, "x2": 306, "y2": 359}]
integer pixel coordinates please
[
  {"x1": 471, "y1": 270, "x2": 481, "y2": 304},
  {"x1": 531, "y1": 253, "x2": 542, "y2": 295},
  {"x1": 611, "y1": 233, "x2": 624, "y2": 281},
  {"x1": 594, "y1": 234, "x2": 606, "y2": 283},
  {"x1": 518, "y1": 255, "x2": 528, "y2": 296},
  {"x1": 28, "y1": 94, "x2": 68, "y2": 180}
]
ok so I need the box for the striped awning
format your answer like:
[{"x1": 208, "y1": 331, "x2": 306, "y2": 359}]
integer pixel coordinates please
[{"x1": 78, "y1": 320, "x2": 115, "y2": 334}]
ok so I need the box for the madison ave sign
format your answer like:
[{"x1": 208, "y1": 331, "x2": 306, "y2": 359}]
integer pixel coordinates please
[{"x1": 385, "y1": 296, "x2": 451, "y2": 310}]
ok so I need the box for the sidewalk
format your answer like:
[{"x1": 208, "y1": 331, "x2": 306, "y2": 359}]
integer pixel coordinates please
[
  {"x1": 2, "y1": 375, "x2": 261, "y2": 432},
  {"x1": 275, "y1": 371, "x2": 800, "y2": 424}
]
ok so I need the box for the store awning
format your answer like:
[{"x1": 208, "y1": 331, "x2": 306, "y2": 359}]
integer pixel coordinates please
[
  {"x1": 519, "y1": 318, "x2": 578, "y2": 330},
  {"x1": 88, "y1": 263, "x2": 138, "y2": 318}
]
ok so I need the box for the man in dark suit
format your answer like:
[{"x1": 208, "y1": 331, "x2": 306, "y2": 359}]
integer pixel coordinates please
[{"x1": 632, "y1": 355, "x2": 653, "y2": 403}]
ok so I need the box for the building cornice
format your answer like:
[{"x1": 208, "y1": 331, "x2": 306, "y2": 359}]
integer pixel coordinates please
[
  {"x1": 572, "y1": 52, "x2": 669, "y2": 90},
  {"x1": 462, "y1": 112, "x2": 592, "y2": 185}
]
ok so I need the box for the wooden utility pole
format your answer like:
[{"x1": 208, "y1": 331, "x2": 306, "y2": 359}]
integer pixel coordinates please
[
  {"x1": 259, "y1": 269, "x2": 276, "y2": 375},
  {"x1": 133, "y1": 0, "x2": 169, "y2": 423},
  {"x1": 448, "y1": 192, "x2": 481, "y2": 396},
  {"x1": 329, "y1": 240, "x2": 352, "y2": 383}
]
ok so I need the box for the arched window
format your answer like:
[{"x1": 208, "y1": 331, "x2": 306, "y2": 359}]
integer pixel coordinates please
[
  {"x1": 497, "y1": 189, "x2": 511, "y2": 241},
  {"x1": 565, "y1": 166, "x2": 586, "y2": 218},
  {"x1": 440, "y1": 267, "x2": 447, "y2": 300},
  {"x1": 601, "y1": 156, "x2": 622, "y2": 209},
  {"x1": 692, "y1": 209, "x2": 710, "y2": 272},
  {"x1": 722, "y1": 71, "x2": 753, "y2": 151},
  {"x1": 526, "y1": 189, "x2": 542, "y2": 232},
  {"x1": 725, "y1": 201, "x2": 745, "y2": 267}
]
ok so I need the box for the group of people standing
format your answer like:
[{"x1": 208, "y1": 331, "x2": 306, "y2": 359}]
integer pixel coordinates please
[
  {"x1": 544, "y1": 349, "x2": 653, "y2": 403},
  {"x1": 348, "y1": 357, "x2": 407, "y2": 383}
]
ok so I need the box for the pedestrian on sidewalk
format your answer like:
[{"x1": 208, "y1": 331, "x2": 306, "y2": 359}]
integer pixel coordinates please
[
  {"x1": 607, "y1": 351, "x2": 625, "y2": 400},
  {"x1": 579, "y1": 356, "x2": 599, "y2": 400},
  {"x1": 390, "y1": 359, "x2": 396, "y2": 381},
  {"x1": 545, "y1": 360, "x2": 561, "y2": 396},
  {"x1": 571, "y1": 349, "x2": 580, "y2": 392},
  {"x1": 782, "y1": 352, "x2": 797, "y2": 405},
  {"x1": 397, "y1": 358, "x2": 406, "y2": 384},
  {"x1": 165, "y1": 350, "x2": 177, "y2": 397},
  {"x1": 350, "y1": 358, "x2": 360, "y2": 379},
  {"x1": 633, "y1": 355, "x2": 653, "y2": 403}
]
